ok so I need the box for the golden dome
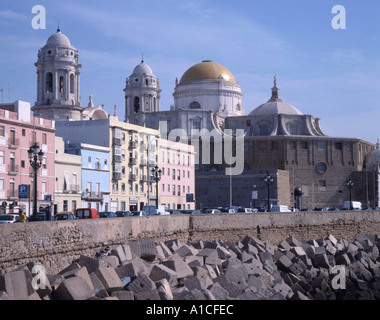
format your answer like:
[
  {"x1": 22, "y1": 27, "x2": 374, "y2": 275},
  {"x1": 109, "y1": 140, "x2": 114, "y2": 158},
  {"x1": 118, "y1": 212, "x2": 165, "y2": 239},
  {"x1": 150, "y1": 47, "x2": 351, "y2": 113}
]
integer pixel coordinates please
[{"x1": 179, "y1": 60, "x2": 238, "y2": 85}]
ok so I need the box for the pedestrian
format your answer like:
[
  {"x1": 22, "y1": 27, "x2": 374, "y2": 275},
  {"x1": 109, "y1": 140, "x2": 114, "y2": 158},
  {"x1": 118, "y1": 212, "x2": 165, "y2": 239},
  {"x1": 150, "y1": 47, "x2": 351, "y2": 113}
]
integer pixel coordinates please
[{"x1": 18, "y1": 209, "x2": 27, "y2": 223}]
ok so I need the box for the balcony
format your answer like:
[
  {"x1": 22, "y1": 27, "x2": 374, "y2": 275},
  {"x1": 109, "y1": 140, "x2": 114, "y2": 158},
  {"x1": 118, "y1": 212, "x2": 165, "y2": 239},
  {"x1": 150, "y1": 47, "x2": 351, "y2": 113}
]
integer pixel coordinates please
[
  {"x1": 7, "y1": 190, "x2": 18, "y2": 200},
  {"x1": 113, "y1": 172, "x2": 122, "y2": 180},
  {"x1": 113, "y1": 155, "x2": 122, "y2": 163},
  {"x1": 139, "y1": 158, "x2": 147, "y2": 166},
  {"x1": 112, "y1": 137, "x2": 121, "y2": 146},
  {"x1": 8, "y1": 164, "x2": 19, "y2": 175},
  {"x1": 128, "y1": 174, "x2": 137, "y2": 181},
  {"x1": 62, "y1": 184, "x2": 80, "y2": 193},
  {"x1": 140, "y1": 175, "x2": 147, "y2": 182},
  {"x1": 129, "y1": 141, "x2": 137, "y2": 149},
  {"x1": 8, "y1": 138, "x2": 19, "y2": 148},
  {"x1": 129, "y1": 157, "x2": 137, "y2": 165},
  {"x1": 81, "y1": 191, "x2": 103, "y2": 201}
]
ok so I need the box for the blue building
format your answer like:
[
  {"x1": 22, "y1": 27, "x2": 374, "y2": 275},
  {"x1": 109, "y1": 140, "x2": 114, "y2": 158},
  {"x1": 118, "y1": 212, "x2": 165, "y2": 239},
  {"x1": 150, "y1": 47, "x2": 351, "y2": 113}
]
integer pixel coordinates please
[{"x1": 65, "y1": 142, "x2": 110, "y2": 212}]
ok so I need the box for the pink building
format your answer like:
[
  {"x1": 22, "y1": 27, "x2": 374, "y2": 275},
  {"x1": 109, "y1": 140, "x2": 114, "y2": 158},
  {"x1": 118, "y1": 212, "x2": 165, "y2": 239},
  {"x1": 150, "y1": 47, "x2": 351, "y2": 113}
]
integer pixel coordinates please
[
  {"x1": 158, "y1": 139, "x2": 196, "y2": 210},
  {"x1": 0, "y1": 101, "x2": 55, "y2": 215}
]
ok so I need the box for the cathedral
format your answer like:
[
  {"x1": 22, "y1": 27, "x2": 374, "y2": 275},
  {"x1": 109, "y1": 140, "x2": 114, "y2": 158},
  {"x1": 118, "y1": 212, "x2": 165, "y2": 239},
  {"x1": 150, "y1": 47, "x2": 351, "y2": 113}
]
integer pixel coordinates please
[{"x1": 33, "y1": 29, "x2": 379, "y2": 210}]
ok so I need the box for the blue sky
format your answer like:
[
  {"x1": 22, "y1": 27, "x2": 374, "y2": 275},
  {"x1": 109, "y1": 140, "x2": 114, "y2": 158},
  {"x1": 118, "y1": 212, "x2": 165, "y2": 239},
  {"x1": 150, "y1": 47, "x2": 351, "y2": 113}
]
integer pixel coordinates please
[{"x1": 1, "y1": 0, "x2": 380, "y2": 144}]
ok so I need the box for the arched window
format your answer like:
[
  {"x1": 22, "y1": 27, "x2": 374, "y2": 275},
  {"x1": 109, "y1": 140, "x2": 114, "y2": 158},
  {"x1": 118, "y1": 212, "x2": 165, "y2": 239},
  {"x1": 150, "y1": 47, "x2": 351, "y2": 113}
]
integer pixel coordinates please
[
  {"x1": 59, "y1": 76, "x2": 64, "y2": 93},
  {"x1": 133, "y1": 97, "x2": 140, "y2": 113},
  {"x1": 46, "y1": 72, "x2": 53, "y2": 93},
  {"x1": 189, "y1": 101, "x2": 201, "y2": 109},
  {"x1": 70, "y1": 74, "x2": 75, "y2": 94},
  {"x1": 236, "y1": 103, "x2": 241, "y2": 111}
]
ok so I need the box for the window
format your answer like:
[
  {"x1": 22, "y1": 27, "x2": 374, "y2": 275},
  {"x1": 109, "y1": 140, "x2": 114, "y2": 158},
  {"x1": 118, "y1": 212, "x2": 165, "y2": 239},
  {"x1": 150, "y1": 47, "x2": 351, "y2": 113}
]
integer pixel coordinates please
[
  {"x1": 63, "y1": 200, "x2": 68, "y2": 212},
  {"x1": 46, "y1": 73, "x2": 53, "y2": 92},
  {"x1": 316, "y1": 162, "x2": 327, "y2": 174},
  {"x1": 319, "y1": 180, "x2": 326, "y2": 187},
  {"x1": 70, "y1": 74, "x2": 75, "y2": 94},
  {"x1": 192, "y1": 120, "x2": 201, "y2": 131},
  {"x1": 0, "y1": 179, "x2": 4, "y2": 190},
  {"x1": 0, "y1": 151, "x2": 4, "y2": 164},
  {"x1": 72, "y1": 200, "x2": 77, "y2": 212},
  {"x1": 301, "y1": 141, "x2": 308, "y2": 150},
  {"x1": 318, "y1": 142, "x2": 325, "y2": 151},
  {"x1": 21, "y1": 160, "x2": 25, "y2": 168},
  {"x1": 188, "y1": 186, "x2": 190, "y2": 193},
  {"x1": 271, "y1": 141, "x2": 278, "y2": 150},
  {"x1": 168, "y1": 184, "x2": 170, "y2": 192},
  {"x1": 0, "y1": 126, "x2": 4, "y2": 137},
  {"x1": 140, "y1": 183, "x2": 144, "y2": 193},
  {"x1": 59, "y1": 76, "x2": 64, "y2": 93},
  {"x1": 335, "y1": 142, "x2": 342, "y2": 150},
  {"x1": 162, "y1": 167, "x2": 165, "y2": 175},
  {"x1": 129, "y1": 183, "x2": 133, "y2": 192},
  {"x1": 22, "y1": 129, "x2": 26, "y2": 137},
  {"x1": 121, "y1": 183, "x2": 126, "y2": 193},
  {"x1": 41, "y1": 133, "x2": 47, "y2": 145},
  {"x1": 246, "y1": 120, "x2": 251, "y2": 127},
  {"x1": 189, "y1": 101, "x2": 201, "y2": 109},
  {"x1": 121, "y1": 202, "x2": 126, "y2": 211},
  {"x1": 162, "y1": 184, "x2": 165, "y2": 192},
  {"x1": 188, "y1": 171, "x2": 190, "y2": 178}
]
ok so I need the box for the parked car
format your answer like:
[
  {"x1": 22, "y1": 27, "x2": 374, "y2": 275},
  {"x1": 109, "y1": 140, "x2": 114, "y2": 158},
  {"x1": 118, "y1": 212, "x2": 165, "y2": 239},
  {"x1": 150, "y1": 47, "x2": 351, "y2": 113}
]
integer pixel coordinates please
[
  {"x1": 201, "y1": 209, "x2": 222, "y2": 214},
  {"x1": 179, "y1": 210, "x2": 193, "y2": 214},
  {"x1": 343, "y1": 201, "x2": 362, "y2": 210},
  {"x1": 132, "y1": 211, "x2": 144, "y2": 216},
  {"x1": 237, "y1": 207, "x2": 258, "y2": 213},
  {"x1": 301, "y1": 208, "x2": 313, "y2": 212},
  {"x1": 271, "y1": 205, "x2": 292, "y2": 213},
  {"x1": 191, "y1": 210, "x2": 202, "y2": 214},
  {"x1": 54, "y1": 213, "x2": 77, "y2": 221},
  {"x1": 220, "y1": 208, "x2": 236, "y2": 213},
  {"x1": 75, "y1": 208, "x2": 98, "y2": 219},
  {"x1": 99, "y1": 211, "x2": 117, "y2": 218},
  {"x1": 254, "y1": 206, "x2": 267, "y2": 212},
  {"x1": 115, "y1": 211, "x2": 134, "y2": 217},
  {"x1": 328, "y1": 207, "x2": 340, "y2": 211},
  {"x1": 170, "y1": 210, "x2": 182, "y2": 215},
  {"x1": 0, "y1": 214, "x2": 19, "y2": 224}
]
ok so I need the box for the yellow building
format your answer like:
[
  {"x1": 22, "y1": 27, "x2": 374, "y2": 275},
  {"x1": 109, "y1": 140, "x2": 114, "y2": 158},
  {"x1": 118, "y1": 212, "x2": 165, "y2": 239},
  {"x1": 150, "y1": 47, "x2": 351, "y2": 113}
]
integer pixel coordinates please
[{"x1": 109, "y1": 118, "x2": 160, "y2": 212}]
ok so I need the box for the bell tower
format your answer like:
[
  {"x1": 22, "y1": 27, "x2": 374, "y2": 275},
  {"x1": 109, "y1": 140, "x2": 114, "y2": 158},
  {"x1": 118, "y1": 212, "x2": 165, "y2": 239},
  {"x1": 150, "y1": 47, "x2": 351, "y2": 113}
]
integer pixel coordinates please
[
  {"x1": 124, "y1": 59, "x2": 161, "y2": 121},
  {"x1": 33, "y1": 28, "x2": 83, "y2": 120}
]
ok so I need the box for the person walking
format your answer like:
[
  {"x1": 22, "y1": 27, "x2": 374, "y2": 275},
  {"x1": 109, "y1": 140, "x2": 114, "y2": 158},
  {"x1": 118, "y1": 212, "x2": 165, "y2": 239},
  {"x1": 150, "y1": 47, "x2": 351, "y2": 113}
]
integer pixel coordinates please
[{"x1": 18, "y1": 209, "x2": 27, "y2": 223}]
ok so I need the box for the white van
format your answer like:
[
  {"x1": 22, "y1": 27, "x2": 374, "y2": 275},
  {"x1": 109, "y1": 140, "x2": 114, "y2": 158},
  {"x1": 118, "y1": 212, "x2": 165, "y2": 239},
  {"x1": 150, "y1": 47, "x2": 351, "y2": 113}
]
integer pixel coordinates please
[
  {"x1": 343, "y1": 201, "x2": 362, "y2": 210},
  {"x1": 270, "y1": 205, "x2": 292, "y2": 213}
]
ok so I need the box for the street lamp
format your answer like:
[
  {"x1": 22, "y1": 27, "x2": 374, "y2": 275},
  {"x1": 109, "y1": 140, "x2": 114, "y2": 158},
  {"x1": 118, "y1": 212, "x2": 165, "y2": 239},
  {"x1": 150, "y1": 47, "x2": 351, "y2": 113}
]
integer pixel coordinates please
[
  {"x1": 151, "y1": 165, "x2": 162, "y2": 209},
  {"x1": 264, "y1": 172, "x2": 274, "y2": 212},
  {"x1": 347, "y1": 179, "x2": 354, "y2": 210},
  {"x1": 28, "y1": 143, "x2": 44, "y2": 217}
]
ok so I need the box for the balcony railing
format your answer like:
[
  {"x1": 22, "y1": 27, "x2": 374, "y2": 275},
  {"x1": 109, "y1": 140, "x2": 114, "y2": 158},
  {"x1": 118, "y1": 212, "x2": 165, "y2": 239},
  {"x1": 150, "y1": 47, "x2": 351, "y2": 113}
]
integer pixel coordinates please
[
  {"x1": 128, "y1": 174, "x2": 137, "y2": 181},
  {"x1": 129, "y1": 141, "x2": 137, "y2": 149},
  {"x1": 8, "y1": 164, "x2": 19, "y2": 175},
  {"x1": 81, "y1": 191, "x2": 103, "y2": 200},
  {"x1": 113, "y1": 172, "x2": 122, "y2": 180},
  {"x1": 140, "y1": 175, "x2": 147, "y2": 182},
  {"x1": 8, "y1": 190, "x2": 18, "y2": 199},
  {"x1": 8, "y1": 138, "x2": 19, "y2": 148},
  {"x1": 63, "y1": 184, "x2": 80, "y2": 193},
  {"x1": 112, "y1": 137, "x2": 122, "y2": 146},
  {"x1": 113, "y1": 155, "x2": 122, "y2": 163},
  {"x1": 129, "y1": 157, "x2": 137, "y2": 165}
]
